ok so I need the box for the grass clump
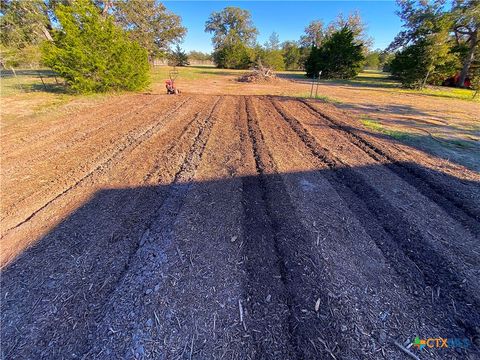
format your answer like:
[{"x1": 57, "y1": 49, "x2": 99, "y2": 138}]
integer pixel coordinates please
[
  {"x1": 296, "y1": 93, "x2": 342, "y2": 104},
  {"x1": 361, "y1": 117, "x2": 411, "y2": 140}
]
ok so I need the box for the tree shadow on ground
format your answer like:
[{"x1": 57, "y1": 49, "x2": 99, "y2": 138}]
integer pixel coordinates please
[
  {"x1": 1, "y1": 68, "x2": 69, "y2": 94},
  {"x1": 197, "y1": 69, "x2": 240, "y2": 76},
  {"x1": 1, "y1": 164, "x2": 479, "y2": 359},
  {"x1": 272, "y1": 95, "x2": 478, "y2": 172},
  {"x1": 26, "y1": 83, "x2": 69, "y2": 94},
  {"x1": 279, "y1": 73, "x2": 401, "y2": 89},
  {"x1": 306, "y1": 104, "x2": 479, "y2": 171},
  {"x1": 354, "y1": 126, "x2": 479, "y2": 172},
  {"x1": 0, "y1": 69, "x2": 56, "y2": 78},
  {"x1": 337, "y1": 101, "x2": 432, "y2": 117}
]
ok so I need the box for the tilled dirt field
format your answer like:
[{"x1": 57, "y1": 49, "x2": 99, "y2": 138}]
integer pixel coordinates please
[{"x1": 1, "y1": 95, "x2": 479, "y2": 359}]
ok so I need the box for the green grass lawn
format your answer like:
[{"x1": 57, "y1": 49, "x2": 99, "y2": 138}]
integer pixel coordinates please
[
  {"x1": 398, "y1": 86, "x2": 477, "y2": 101},
  {"x1": 150, "y1": 65, "x2": 244, "y2": 82},
  {"x1": 290, "y1": 70, "x2": 479, "y2": 102},
  {"x1": 0, "y1": 69, "x2": 68, "y2": 96},
  {"x1": 351, "y1": 70, "x2": 478, "y2": 101},
  {"x1": 320, "y1": 70, "x2": 401, "y2": 89}
]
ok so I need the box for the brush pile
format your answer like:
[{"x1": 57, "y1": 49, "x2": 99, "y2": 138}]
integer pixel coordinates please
[{"x1": 238, "y1": 65, "x2": 277, "y2": 83}]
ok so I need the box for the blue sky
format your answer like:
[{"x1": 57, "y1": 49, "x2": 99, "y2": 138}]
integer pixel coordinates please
[{"x1": 163, "y1": 1, "x2": 403, "y2": 52}]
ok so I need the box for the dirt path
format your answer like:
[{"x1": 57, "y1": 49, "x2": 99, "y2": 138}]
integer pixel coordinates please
[{"x1": 1, "y1": 95, "x2": 479, "y2": 359}]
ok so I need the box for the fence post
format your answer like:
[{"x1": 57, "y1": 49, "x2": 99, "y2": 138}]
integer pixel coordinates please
[
  {"x1": 315, "y1": 71, "x2": 322, "y2": 98},
  {"x1": 38, "y1": 71, "x2": 47, "y2": 90},
  {"x1": 310, "y1": 73, "x2": 315, "y2": 98},
  {"x1": 10, "y1": 67, "x2": 23, "y2": 91}
]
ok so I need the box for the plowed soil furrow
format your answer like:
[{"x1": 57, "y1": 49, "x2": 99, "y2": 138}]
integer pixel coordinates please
[
  {"x1": 1, "y1": 95, "x2": 186, "y2": 212},
  {"x1": 244, "y1": 96, "x2": 357, "y2": 359},
  {"x1": 252, "y1": 96, "x2": 477, "y2": 359},
  {"x1": 1, "y1": 94, "x2": 479, "y2": 360},
  {"x1": 0, "y1": 95, "x2": 156, "y2": 171},
  {"x1": 274, "y1": 98, "x2": 480, "y2": 276},
  {"x1": 1, "y1": 97, "x2": 222, "y2": 359},
  {"x1": 0, "y1": 95, "x2": 138, "y2": 147},
  {"x1": 0, "y1": 96, "x2": 191, "y2": 237},
  {"x1": 299, "y1": 98, "x2": 480, "y2": 231},
  {"x1": 142, "y1": 111, "x2": 201, "y2": 183},
  {"x1": 0, "y1": 97, "x2": 218, "y2": 268},
  {"x1": 266, "y1": 97, "x2": 480, "y2": 343},
  {"x1": 87, "y1": 97, "x2": 227, "y2": 359},
  {"x1": 0, "y1": 99, "x2": 155, "y2": 202},
  {"x1": 239, "y1": 96, "x2": 298, "y2": 358},
  {"x1": 1, "y1": 98, "x2": 222, "y2": 268}
]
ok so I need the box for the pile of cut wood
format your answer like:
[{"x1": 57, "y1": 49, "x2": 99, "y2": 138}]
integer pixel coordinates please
[{"x1": 238, "y1": 65, "x2": 277, "y2": 83}]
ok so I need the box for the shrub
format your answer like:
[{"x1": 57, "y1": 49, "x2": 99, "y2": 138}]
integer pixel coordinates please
[
  {"x1": 169, "y1": 44, "x2": 189, "y2": 66},
  {"x1": 305, "y1": 27, "x2": 364, "y2": 79},
  {"x1": 282, "y1": 41, "x2": 301, "y2": 70},
  {"x1": 252, "y1": 47, "x2": 285, "y2": 70},
  {"x1": 389, "y1": 43, "x2": 429, "y2": 88},
  {"x1": 213, "y1": 41, "x2": 252, "y2": 69},
  {"x1": 41, "y1": 0, "x2": 149, "y2": 93},
  {"x1": 188, "y1": 51, "x2": 212, "y2": 62},
  {"x1": 389, "y1": 39, "x2": 459, "y2": 89}
]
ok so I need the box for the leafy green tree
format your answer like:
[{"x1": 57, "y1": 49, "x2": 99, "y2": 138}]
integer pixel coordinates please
[
  {"x1": 300, "y1": 13, "x2": 370, "y2": 69},
  {"x1": 326, "y1": 12, "x2": 373, "y2": 49},
  {"x1": 389, "y1": 36, "x2": 458, "y2": 88},
  {"x1": 252, "y1": 45, "x2": 284, "y2": 70},
  {"x1": 300, "y1": 20, "x2": 324, "y2": 47},
  {"x1": 266, "y1": 50, "x2": 285, "y2": 70},
  {"x1": 205, "y1": 6, "x2": 258, "y2": 69},
  {"x1": 423, "y1": 29, "x2": 460, "y2": 85},
  {"x1": 169, "y1": 44, "x2": 189, "y2": 66},
  {"x1": 298, "y1": 20, "x2": 324, "y2": 67},
  {"x1": 42, "y1": 0, "x2": 149, "y2": 93},
  {"x1": 305, "y1": 27, "x2": 365, "y2": 79},
  {"x1": 256, "y1": 32, "x2": 285, "y2": 70},
  {"x1": 0, "y1": 44, "x2": 41, "y2": 67},
  {"x1": 379, "y1": 50, "x2": 396, "y2": 72},
  {"x1": 388, "y1": 0, "x2": 447, "y2": 50},
  {"x1": 213, "y1": 41, "x2": 252, "y2": 69},
  {"x1": 451, "y1": 0, "x2": 480, "y2": 86},
  {"x1": 364, "y1": 50, "x2": 381, "y2": 69},
  {"x1": 188, "y1": 50, "x2": 212, "y2": 62},
  {"x1": 265, "y1": 32, "x2": 281, "y2": 50},
  {"x1": 304, "y1": 46, "x2": 320, "y2": 78},
  {"x1": 0, "y1": 0, "x2": 52, "y2": 47},
  {"x1": 0, "y1": 0, "x2": 53, "y2": 67},
  {"x1": 389, "y1": 0, "x2": 461, "y2": 88},
  {"x1": 112, "y1": 0, "x2": 186, "y2": 61},
  {"x1": 389, "y1": 41, "x2": 431, "y2": 87},
  {"x1": 282, "y1": 41, "x2": 301, "y2": 70}
]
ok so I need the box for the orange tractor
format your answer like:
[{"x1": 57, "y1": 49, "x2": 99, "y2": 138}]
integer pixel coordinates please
[{"x1": 165, "y1": 68, "x2": 180, "y2": 94}]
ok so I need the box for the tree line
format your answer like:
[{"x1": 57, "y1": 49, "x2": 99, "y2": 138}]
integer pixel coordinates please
[
  {"x1": 1, "y1": 0, "x2": 477, "y2": 93},
  {"x1": 204, "y1": 7, "x2": 370, "y2": 79}
]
